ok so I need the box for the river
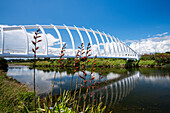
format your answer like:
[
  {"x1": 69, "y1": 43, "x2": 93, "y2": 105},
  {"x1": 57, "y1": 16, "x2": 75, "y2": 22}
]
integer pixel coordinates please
[{"x1": 7, "y1": 66, "x2": 170, "y2": 113}]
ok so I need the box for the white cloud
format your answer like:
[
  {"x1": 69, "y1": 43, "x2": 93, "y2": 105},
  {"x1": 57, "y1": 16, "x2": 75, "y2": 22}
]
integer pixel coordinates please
[
  {"x1": 147, "y1": 35, "x2": 151, "y2": 37},
  {"x1": 46, "y1": 33, "x2": 60, "y2": 46},
  {"x1": 0, "y1": 25, "x2": 9, "y2": 27},
  {"x1": 129, "y1": 32, "x2": 170, "y2": 54},
  {"x1": 154, "y1": 32, "x2": 168, "y2": 37}
]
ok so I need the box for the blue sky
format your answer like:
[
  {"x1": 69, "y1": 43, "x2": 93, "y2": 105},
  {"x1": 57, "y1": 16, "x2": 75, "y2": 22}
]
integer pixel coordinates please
[{"x1": 1, "y1": 0, "x2": 170, "y2": 53}]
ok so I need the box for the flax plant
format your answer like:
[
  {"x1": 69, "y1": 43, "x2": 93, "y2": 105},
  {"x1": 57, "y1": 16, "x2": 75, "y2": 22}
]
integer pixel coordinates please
[
  {"x1": 82, "y1": 55, "x2": 98, "y2": 112},
  {"x1": 72, "y1": 49, "x2": 81, "y2": 110},
  {"x1": 51, "y1": 44, "x2": 66, "y2": 97},
  {"x1": 76, "y1": 43, "x2": 87, "y2": 111},
  {"x1": 32, "y1": 29, "x2": 42, "y2": 112},
  {"x1": 72, "y1": 43, "x2": 106, "y2": 112},
  {"x1": 21, "y1": 42, "x2": 107, "y2": 113}
]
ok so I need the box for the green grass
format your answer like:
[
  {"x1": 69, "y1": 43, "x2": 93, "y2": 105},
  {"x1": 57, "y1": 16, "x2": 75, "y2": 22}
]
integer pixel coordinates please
[
  {"x1": 8, "y1": 62, "x2": 32, "y2": 66},
  {"x1": 36, "y1": 61, "x2": 51, "y2": 66},
  {"x1": 0, "y1": 70, "x2": 34, "y2": 112}
]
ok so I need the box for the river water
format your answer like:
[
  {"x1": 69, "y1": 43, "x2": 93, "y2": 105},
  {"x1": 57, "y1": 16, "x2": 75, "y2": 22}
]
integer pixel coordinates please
[{"x1": 7, "y1": 66, "x2": 170, "y2": 113}]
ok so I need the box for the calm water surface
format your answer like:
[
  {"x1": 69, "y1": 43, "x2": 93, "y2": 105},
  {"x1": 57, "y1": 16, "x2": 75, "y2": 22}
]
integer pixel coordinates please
[{"x1": 7, "y1": 66, "x2": 170, "y2": 113}]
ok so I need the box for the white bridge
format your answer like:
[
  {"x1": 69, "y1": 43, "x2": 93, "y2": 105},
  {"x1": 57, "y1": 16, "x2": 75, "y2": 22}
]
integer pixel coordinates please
[{"x1": 0, "y1": 25, "x2": 139, "y2": 60}]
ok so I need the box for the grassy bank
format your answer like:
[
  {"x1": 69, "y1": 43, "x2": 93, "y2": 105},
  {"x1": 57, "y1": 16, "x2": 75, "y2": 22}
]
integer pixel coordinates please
[
  {"x1": 7, "y1": 53, "x2": 170, "y2": 68},
  {"x1": 0, "y1": 59, "x2": 34, "y2": 112},
  {"x1": 8, "y1": 58, "x2": 169, "y2": 68},
  {"x1": 33, "y1": 59, "x2": 169, "y2": 68},
  {"x1": 33, "y1": 53, "x2": 170, "y2": 68},
  {"x1": 8, "y1": 62, "x2": 32, "y2": 66},
  {"x1": 0, "y1": 70, "x2": 34, "y2": 112},
  {"x1": 139, "y1": 53, "x2": 170, "y2": 67},
  {"x1": 31, "y1": 58, "x2": 138, "y2": 68}
]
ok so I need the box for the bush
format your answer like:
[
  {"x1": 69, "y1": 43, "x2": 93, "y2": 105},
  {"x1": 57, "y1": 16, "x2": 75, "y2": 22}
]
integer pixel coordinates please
[
  {"x1": 140, "y1": 53, "x2": 170, "y2": 66},
  {"x1": 139, "y1": 60, "x2": 155, "y2": 67},
  {"x1": 0, "y1": 58, "x2": 8, "y2": 70}
]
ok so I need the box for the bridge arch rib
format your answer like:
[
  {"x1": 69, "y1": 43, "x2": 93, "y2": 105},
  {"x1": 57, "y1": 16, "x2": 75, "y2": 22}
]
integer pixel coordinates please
[
  {"x1": 1, "y1": 26, "x2": 4, "y2": 54},
  {"x1": 0, "y1": 24, "x2": 139, "y2": 60},
  {"x1": 21, "y1": 26, "x2": 29, "y2": 55}
]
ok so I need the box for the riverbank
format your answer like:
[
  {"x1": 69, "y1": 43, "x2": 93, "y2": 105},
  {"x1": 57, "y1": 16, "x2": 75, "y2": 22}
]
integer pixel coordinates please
[
  {"x1": 8, "y1": 59, "x2": 170, "y2": 69},
  {"x1": 0, "y1": 69, "x2": 34, "y2": 112},
  {"x1": 0, "y1": 58, "x2": 33, "y2": 112},
  {"x1": 8, "y1": 62, "x2": 32, "y2": 66},
  {"x1": 4, "y1": 59, "x2": 109, "y2": 112},
  {"x1": 10, "y1": 59, "x2": 169, "y2": 68},
  {"x1": 7, "y1": 53, "x2": 170, "y2": 68},
  {"x1": 36, "y1": 53, "x2": 170, "y2": 68}
]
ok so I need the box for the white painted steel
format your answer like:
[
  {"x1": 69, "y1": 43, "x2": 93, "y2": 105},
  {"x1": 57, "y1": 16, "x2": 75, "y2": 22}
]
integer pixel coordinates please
[
  {"x1": 97, "y1": 30, "x2": 107, "y2": 56},
  {"x1": 21, "y1": 26, "x2": 29, "y2": 55},
  {"x1": 1, "y1": 27, "x2": 4, "y2": 54},
  {"x1": 0, "y1": 25, "x2": 139, "y2": 60},
  {"x1": 112, "y1": 36, "x2": 121, "y2": 56},
  {"x1": 121, "y1": 42, "x2": 127, "y2": 55},
  {"x1": 108, "y1": 34, "x2": 117, "y2": 55},
  {"x1": 51, "y1": 24, "x2": 63, "y2": 50},
  {"x1": 64, "y1": 24, "x2": 76, "y2": 56},
  {"x1": 103, "y1": 32, "x2": 112, "y2": 56},
  {"x1": 74, "y1": 25, "x2": 84, "y2": 44},
  {"x1": 90, "y1": 28, "x2": 101, "y2": 56},
  {"x1": 117, "y1": 38, "x2": 124, "y2": 56},
  {"x1": 83, "y1": 27, "x2": 93, "y2": 55},
  {"x1": 120, "y1": 41, "x2": 125, "y2": 56},
  {"x1": 116, "y1": 38, "x2": 123, "y2": 56}
]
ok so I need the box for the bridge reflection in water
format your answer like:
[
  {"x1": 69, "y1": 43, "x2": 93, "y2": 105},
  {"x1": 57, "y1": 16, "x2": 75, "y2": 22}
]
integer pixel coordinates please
[
  {"x1": 7, "y1": 66, "x2": 140, "y2": 109},
  {"x1": 79, "y1": 71, "x2": 140, "y2": 109}
]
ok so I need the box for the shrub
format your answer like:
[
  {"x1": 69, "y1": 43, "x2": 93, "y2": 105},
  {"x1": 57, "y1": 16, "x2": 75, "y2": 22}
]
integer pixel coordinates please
[{"x1": 139, "y1": 60, "x2": 155, "y2": 67}]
